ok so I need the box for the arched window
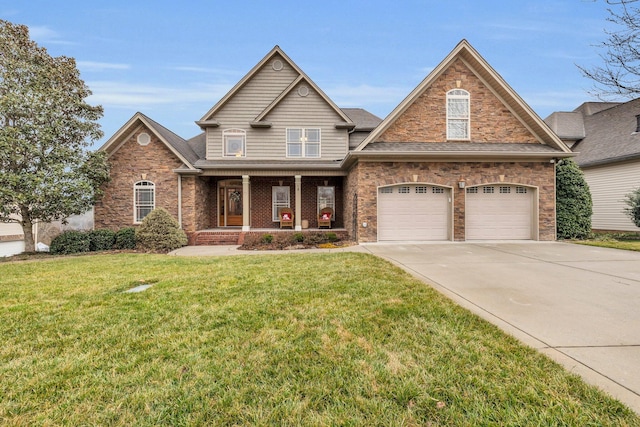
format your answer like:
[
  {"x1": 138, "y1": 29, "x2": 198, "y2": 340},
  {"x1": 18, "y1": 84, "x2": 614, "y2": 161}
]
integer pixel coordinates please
[
  {"x1": 134, "y1": 180, "x2": 155, "y2": 223},
  {"x1": 446, "y1": 89, "x2": 470, "y2": 140},
  {"x1": 223, "y1": 129, "x2": 246, "y2": 157}
]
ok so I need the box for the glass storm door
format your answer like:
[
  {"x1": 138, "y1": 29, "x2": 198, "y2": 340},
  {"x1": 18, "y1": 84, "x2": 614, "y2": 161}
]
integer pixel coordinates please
[{"x1": 219, "y1": 184, "x2": 243, "y2": 227}]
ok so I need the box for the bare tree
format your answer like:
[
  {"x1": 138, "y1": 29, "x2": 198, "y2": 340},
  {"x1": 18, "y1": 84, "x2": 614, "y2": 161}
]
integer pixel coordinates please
[{"x1": 579, "y1": 0, "x2": 640, "y2": 98}]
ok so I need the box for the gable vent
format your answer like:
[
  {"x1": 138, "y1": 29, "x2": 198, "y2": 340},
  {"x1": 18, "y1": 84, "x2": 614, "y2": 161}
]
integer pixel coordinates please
[
  {"x1": 272, "y1": 59, "x2": 283, "y2": 71},
  {"x1": 137, "y1": 133, "x2": 151, "y2": 146}
]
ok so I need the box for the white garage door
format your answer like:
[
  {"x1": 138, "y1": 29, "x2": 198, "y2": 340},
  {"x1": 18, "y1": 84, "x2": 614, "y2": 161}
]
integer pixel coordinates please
[
  {"x1": 466, "y1": 185, "x2": 533, "y2": 240},
  {"x1": 378, "y1": 184, "x2": 450, "y2": 241}
]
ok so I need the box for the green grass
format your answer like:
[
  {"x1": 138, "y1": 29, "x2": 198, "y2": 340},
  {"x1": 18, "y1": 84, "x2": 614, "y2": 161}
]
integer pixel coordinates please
[
  {"x1": 1, "y1": 253, "x2": 638, "y2": 426},
  {"x1": 573, "y1": 233, "x2": 640, "y2": 252}
]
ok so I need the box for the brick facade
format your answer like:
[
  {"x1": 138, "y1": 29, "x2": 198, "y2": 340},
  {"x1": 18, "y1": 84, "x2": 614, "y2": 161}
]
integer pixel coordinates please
[
  {"x1": 94, "y1": 127, "x2": 183, "y2": 230},
  {"x1": 379, "y1": 59, "x2": 536, "y2": 144},
  {"x1": 349, "y1": 161, "x2": 556, "y2": 242}
]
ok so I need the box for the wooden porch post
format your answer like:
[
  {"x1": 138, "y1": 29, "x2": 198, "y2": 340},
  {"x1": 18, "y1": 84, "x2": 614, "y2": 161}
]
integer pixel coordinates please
[
  {"x1": 295, "y1": 175, "x2": 302, "y2": 231},
  {"x1": 242, "y1": 175, "x2": 250, "y2": 231}
]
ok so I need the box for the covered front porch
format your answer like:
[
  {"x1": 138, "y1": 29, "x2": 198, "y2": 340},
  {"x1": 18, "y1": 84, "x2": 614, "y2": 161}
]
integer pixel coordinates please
[{"x1": 179, "y1": 170, "x2": 349, "y2": 244}]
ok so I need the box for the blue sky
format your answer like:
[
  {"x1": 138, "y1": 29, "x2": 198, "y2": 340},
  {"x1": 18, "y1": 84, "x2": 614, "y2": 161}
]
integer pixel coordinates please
[{"x1": 1, "y1": 0, "x2": 616, "y2": 148}]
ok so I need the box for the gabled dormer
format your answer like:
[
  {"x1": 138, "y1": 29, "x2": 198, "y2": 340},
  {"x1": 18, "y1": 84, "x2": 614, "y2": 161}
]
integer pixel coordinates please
[{"x1": 196, "y1": 46, "x2": 354, "y2": 162}]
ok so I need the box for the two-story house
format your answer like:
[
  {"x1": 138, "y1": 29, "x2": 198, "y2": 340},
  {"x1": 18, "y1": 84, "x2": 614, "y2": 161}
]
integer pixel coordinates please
[{"x1": 95, "y1": 40, "x2": 572, "y2": 243}]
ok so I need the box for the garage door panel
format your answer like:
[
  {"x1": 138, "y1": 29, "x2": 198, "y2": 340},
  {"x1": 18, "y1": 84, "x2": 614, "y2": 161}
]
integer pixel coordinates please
[
  {"x1": 466, "y1": 185, "x2": 533, "y2": 240},
  {"x1": 378, "y1": 185, "x2": 449, "y2": 241}
]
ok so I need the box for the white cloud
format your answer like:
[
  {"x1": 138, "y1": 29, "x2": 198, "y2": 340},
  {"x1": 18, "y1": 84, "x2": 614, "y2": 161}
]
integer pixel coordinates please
[
  {"x1": 326, "y1": 83, "x2": 410, "y2": 108},
  {"x1": 77, "y1": 61, "x2": 131, "y2": 72},
  {"x1": 86, "y1": 81, "x2": 232, "y2": 109},
  {"x1": 169, "y1": 66, "x2": 240, "y2": 76},
  {"x1": 27, "y1": 25, "x2": 74, "y2": 45}
]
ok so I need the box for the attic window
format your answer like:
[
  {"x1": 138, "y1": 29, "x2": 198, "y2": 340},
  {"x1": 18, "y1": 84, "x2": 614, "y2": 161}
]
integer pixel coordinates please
[{"x1": 446, "y1": 89, "x2": 470, "y2": 140}]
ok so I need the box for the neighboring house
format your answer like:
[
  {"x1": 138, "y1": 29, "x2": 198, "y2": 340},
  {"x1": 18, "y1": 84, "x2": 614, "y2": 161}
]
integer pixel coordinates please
[
  {"x1": 95, "y1": 40, "x2": 572, "y2": 243},
  {"x1": 0, "y1": 211, "x2": 93, "y2": 257},
  {"x1": 545, "y1": 99, "x2": 640, "y2": 232},
  {"x1": 0, "y1": 218, "x2": 24, "y2": 257}
]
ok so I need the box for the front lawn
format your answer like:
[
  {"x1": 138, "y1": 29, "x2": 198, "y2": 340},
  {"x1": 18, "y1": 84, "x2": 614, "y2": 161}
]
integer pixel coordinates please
[{"x1": 1, "y1": 253, "x2": 637, "y2": 425}]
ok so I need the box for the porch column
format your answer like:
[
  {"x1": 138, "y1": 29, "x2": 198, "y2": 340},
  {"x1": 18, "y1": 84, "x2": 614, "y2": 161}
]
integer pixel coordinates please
[
  {"x1": 295, "y1": 175, "x2": 302, "y2": 231},
  {"x1": 242, "y1": 175, "x2": 250, "y2": 231}
]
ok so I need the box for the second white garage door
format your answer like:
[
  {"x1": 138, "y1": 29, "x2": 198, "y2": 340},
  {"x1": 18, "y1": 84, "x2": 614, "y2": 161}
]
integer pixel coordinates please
[
  {"x1": 378, "y1": 184, "x2": 450, "y2": 241},
  {"x1": 465, "y1": 185, "x2": 534, "y2": 240}
]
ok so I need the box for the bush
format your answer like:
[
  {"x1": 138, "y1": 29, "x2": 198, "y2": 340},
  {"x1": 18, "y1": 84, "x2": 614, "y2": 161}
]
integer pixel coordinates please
[
  {"x1": 261, "y1": 234, "x2": 273, "y2": 244},
  {"x1": 556, "y1": 159, "x2": 593, "y2": 239},
  {"x1": 292, "y1": 232, "x2": 304, "y2": 243},
  {"x1": 114, "y1": 227, "x2": 137, "y2": 250},
  {"x1": 325, "y1": 232, "x2": 338, "y2": 242},
  {"x1": 89, "y1": 229, "x2": 116, "y2": 251},
  {"x1": 135, "y1": 208, "x2": 187, "y2": 253},
  {"x1": 50, "y1": 230, "x2": 91, "y2": 254},
  {"x1": 624, "y1": 187, "x2": 640, "y2": 228}
]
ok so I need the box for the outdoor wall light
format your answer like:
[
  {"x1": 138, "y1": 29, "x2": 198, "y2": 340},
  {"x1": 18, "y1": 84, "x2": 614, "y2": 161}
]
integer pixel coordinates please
[
  {"x1": 458, "y1": 181, "x2": 465, "y2": 188},
  {"x1": 362, "y1": 222, "x2": 368, "y2": 228}
]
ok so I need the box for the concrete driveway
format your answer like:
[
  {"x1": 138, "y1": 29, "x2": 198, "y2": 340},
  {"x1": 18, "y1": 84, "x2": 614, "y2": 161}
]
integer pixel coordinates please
[{"x1": 361, "y1": 241, "x2": 640, "y2": 414}]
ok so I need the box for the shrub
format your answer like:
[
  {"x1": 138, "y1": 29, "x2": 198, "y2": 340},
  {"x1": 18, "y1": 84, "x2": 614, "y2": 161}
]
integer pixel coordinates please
[
  {"x1": 114, "y1": 227, "x2": 137, "y2": 250},
  {"x1": 556, "y1": 159, "x2": 592, "y2": 239},
  {"x1": 89, "y1": 229, "x2": 116, "y2": 251},
  {"x1": 135, "y1": 208, "x2": 187, "y2": 253},
  {"x1": 292, "y1": 232, "x2": 304, "y2": 243},
  {"x1": 624, "y1": 187, "x2": 640, "y2": 228},
  {"x1": 261, "y1": 234, "x2": 273, "y2": 244},
  {"x1": 325, "y1": 232, "x2": 338, "y2": 242},
  {"x1": 50, "y1": 230, "x2": 91, "y2": 254}
]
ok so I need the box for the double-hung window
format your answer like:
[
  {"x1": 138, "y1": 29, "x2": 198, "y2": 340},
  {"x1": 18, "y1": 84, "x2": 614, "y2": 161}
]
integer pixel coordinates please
[
  {"x1": 286, "y1": 128, "x2": 320, "y2": 158},
  {"x1": 134, "y1": 180, "x2": 155, "y2": 223},
  {"x1": 446, "y1": 89, "x2": 470, "y2": 140},
  {"x1": 272, "y1": 186, "x2": 290, "y2": 221},
  {"x1": 317, "y1": 186, "x2": 335, "y2": 219},
  {"x1": 223, "y1": 129, "x2": 246, "y2": 157}
]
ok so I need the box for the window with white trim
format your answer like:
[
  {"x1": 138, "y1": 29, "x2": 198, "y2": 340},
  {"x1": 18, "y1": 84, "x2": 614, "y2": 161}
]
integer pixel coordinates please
[
  {"x1": 272, "y1": 186, "x2": 290, "y2": 221},
  {"x1": 432, "y1": 187, "x2": 445, "y2": 194},
  {"x1": 466, "y1": 187, "x2": 478, "y2": 194},
  {"x1": 380, "y1": 187, "x2": 393, "y2": 194},
  {"x1": 134, "y1": 180, "x2": 155, "y2": 223},
  {"x1": 398, "y1": 186, "x2": 411, "y2": 194},
  {"x1": 223, "y1": 129, "x2": 246, "y2": 157},
  {"x1": 500, "y1": 186, "x2": 511, "y2": 194},
  {"x1": 516, "y1": 187, "x2": 528, "y2": 194},
  {"x1": 447, "y1": 89, "x2": 470, "y2": 140},
  {"x1": 483, "y1": 186, "x2": 495, "y2": 194},
  {"x1": 415, "y1": 186, "x2": 429, "y2": 194},
  {"x1": 317, "y1": 186, "x2": 335, "y2": 219},
  {"x1": 286, "y1": 128, "x2": 320, "y2": 157}
]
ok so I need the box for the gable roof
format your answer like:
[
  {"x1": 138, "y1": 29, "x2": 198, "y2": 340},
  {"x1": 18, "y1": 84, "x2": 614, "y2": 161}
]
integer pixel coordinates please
[
  {"x1": 198, "y1": 45, "x2": 353, "y2": 127},
  {"x1": 99, "y1": 112, "x2": 200, "y2": 171},
  {"x1": 569, "y1": 98, "x2": 640, "y2": 167},
  {"x1": 355, "y1": 39, "x2": 571, "y2": 154}
]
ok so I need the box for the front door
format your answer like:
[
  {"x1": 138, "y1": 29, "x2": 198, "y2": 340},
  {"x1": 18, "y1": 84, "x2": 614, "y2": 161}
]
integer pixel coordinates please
[{"x1": 219, "y1": 183, "x2": 243, "y2": 227}]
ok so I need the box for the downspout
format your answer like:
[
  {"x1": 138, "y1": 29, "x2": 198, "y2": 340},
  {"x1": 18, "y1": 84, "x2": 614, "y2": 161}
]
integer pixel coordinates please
[{"x1": 178, "y1": 174, "x2": 182, "y2": 228}]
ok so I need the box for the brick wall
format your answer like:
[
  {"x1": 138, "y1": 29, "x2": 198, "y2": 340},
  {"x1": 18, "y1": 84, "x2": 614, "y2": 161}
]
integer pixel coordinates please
[
  {"x1": 181, "y1": 176, "x2": 213, "y2": 233},
  {"x1": 379, "y1": 58, "x2": 536, "y2": 144},
  {"x1": 244, "y1": 176, "x2": 344, "y2": 229},
  {"x1": 350, "y1": 161, "x2": 556, "y2": 242},
  {"x1": 95, "y1": 127, "x2": 183, "y2": 231}
]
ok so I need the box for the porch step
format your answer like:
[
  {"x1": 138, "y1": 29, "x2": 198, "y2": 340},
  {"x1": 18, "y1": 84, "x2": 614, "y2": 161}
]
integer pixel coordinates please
[{"x1": 192, "y1": 231, "x2": 241, "y2": 246}]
